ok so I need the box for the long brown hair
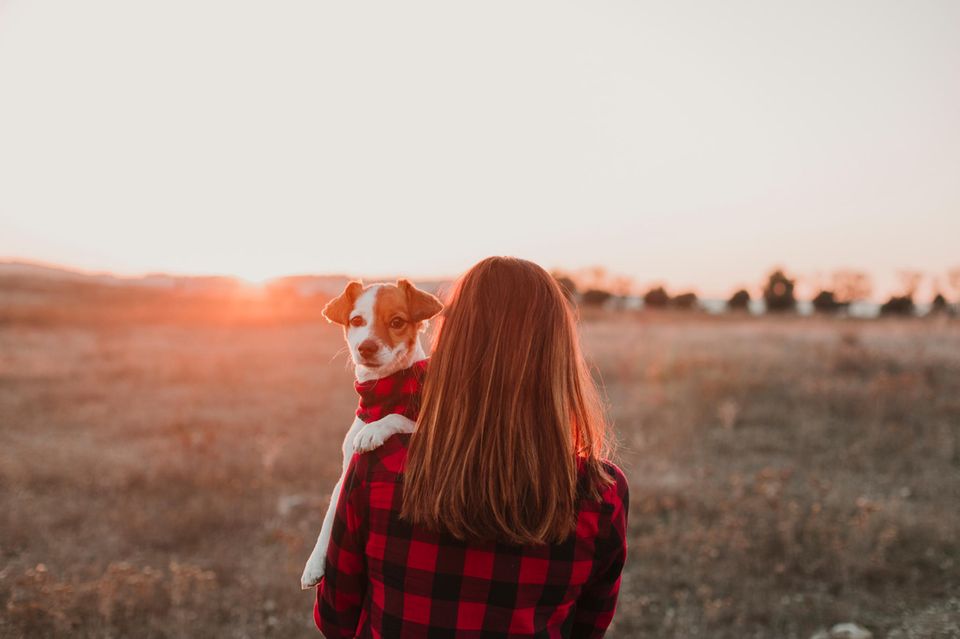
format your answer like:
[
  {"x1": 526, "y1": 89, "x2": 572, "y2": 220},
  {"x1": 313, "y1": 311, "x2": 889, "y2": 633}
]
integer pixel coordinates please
[{"x1": 401, "y1": 256, "x2": 612, "y2": 545}]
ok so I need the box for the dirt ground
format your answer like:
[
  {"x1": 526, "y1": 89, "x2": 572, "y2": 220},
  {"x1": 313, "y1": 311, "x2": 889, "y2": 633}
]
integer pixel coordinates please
[{"x1": 1, "y1": 307, "x2": 958, "y2": 638}]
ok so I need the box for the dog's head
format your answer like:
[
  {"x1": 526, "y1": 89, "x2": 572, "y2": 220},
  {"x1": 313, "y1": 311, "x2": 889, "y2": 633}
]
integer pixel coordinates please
[{"x1": 322, "y1": 279, "x2": 443, "y2": 378}]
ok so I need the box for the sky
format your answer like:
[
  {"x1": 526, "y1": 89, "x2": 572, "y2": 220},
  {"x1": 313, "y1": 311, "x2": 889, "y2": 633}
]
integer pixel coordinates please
[{"x1": 1, "y1": 0, "x2": 958, "y2": 299}]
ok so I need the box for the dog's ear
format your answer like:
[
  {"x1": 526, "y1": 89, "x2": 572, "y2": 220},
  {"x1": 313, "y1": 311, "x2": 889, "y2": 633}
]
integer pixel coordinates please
[
  {"x1": 397, "y1": 279, "x2": 443, "y2": 323},
  {"x1": 322, "y1": 280, "x2": 364, "y2": 325}
]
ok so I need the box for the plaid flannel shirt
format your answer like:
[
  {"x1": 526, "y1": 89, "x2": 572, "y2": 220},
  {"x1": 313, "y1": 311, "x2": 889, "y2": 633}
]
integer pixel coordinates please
[
  {"x1": 354, "y1": 358, "x2": 428, "y2": 423},
  {"x1": 314, "y1": 430, "x2": 629, "y2": 638}
]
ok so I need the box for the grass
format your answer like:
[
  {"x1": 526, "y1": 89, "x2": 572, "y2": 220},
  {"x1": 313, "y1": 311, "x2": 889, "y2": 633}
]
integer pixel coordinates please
[{"x1": 0, "y1": 289, "x2": 958, "y2": 638}]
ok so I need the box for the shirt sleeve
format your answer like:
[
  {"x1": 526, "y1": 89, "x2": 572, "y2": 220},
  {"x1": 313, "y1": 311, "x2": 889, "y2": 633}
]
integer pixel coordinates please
[
  {"x1": 570, "y1": 463, "x2": 629, "y2": 638},
  {"x1": 314, "y1": 452, "x2": 368, "y2": 638}
]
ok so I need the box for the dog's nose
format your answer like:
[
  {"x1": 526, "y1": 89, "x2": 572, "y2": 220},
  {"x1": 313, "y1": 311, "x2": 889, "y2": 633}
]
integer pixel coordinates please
[{"x1": 357, "y1": 340, "x2": 378, "y2": 359}]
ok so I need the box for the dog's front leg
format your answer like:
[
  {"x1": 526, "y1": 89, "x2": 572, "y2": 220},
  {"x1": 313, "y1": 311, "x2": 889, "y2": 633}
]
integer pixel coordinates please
[
  {"x1": 300, "y1": 416, "x2": 366, "y2": 590},
  {"x1": 300, "y1": 474, "x2": 344, "y2": 589},
  {"x1": 352, "y1": 413, "x2": 416, "y2": 453}
]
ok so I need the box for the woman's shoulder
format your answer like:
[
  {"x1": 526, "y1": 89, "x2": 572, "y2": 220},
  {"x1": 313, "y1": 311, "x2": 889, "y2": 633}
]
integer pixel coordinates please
[
  {"x1": 574, "y1": 456, "x2": 626, "y2": 500},
  {"x1": 600, "y1": 460, "x2": 628, "y2": 491},
  {"x1": 588, "y1": 459, "x2": 629, "y2": 512}
]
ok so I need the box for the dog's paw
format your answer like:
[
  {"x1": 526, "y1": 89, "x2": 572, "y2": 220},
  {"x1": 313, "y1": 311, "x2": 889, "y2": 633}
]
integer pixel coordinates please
[
  {"x1": 301, "y1": 560, "x2": 325, "y2": 590},
  {"x1": 353, "y1": 424, "x2": 390, "y2": 453}
]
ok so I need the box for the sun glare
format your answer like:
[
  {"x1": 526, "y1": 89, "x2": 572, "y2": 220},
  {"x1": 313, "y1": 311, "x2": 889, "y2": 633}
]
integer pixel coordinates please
[{"x1": 236, "y1": 271, "x2": 278, "y2": 288}]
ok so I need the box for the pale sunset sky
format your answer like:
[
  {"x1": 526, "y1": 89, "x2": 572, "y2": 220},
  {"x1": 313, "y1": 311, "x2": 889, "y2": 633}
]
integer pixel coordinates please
[{"x1": 1, "y1": 1, "x2": 958, "y2": 298}]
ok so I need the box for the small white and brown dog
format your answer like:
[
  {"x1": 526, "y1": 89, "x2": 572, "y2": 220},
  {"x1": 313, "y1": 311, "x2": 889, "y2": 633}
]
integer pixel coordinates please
[{"x1": 300, "y1": 278, "x2": 442, "y2": 589}]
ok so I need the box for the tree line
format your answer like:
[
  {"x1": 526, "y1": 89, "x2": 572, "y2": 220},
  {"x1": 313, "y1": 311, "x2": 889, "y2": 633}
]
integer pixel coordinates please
[{"x1": 552, "y1": 267, "x2": 960, "y2": 316}]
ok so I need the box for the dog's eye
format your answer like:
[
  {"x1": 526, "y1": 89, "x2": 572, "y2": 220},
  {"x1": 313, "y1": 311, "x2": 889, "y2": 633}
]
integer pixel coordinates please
[
  {"x1": 389, "y1": 317, "x2": 406, "y2": 330},
  {"x1": 349, "y1": 316, "x2": 365, "y2": 327}
]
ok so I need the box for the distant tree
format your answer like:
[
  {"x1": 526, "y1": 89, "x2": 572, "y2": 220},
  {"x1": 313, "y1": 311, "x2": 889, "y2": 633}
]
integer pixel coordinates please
[
  {"x1": 552, "y1": 272, "x2": 577, "y2": 302},
  {"x1": 812, "y1": 290, "x2": 842, "y2": 313},
  {"x1": 832, "y1": 270, "x2": 872, "y2": 304},
  {"x1": 643, "y1": 286, "x2": 670, "y2": 309},
  {"x1": 727, "y1": 289, "x2": 751, "y2": 311},
  {"x1": 672, "y1": 292, "x2": 699, "y2": 310},
  {"x1": 877, "y1": 270, "x2": 925, "y2": 317},
  {"x1": 566, "y1": 267, "x2": 634, "y2": 305},
  {"x1": 581, "y1": 288, "x2": 613, "y2": 307},
  {"x1": 880, "y1": 295, "x2": 915, "y2": 316},
  {"x1": 931, "y1": 293, "x2": 949, "y2": 314},
  {"x1": 763, "y1": 269, "x2": 796, "y2": 313}
]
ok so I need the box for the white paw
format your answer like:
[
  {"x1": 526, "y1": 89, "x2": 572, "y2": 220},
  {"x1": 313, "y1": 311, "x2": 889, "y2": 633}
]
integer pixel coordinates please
[
  {"x1": 301, "y1": 558, "x2": 325, "y2": 590},
  {"x1": 353, "y1": 424, "x2": 391, "y2": 453}
]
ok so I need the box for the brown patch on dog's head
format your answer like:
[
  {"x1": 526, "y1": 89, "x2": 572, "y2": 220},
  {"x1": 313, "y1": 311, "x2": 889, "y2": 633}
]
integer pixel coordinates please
[
  {"x1": 370, "y1": 280, "x2": 443, "y2": 348},
  {"x1": 398, "y1": 279, "x2": 444, "y2": 323},
  {"x1": 321, "y1": 280, "x2": 364, "y2": 326}
]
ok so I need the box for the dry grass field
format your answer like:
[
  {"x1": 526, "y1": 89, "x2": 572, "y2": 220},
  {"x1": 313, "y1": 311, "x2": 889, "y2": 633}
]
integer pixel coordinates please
[{"x1": 1, "y1": 284, "x2": 959, "y2": 638}]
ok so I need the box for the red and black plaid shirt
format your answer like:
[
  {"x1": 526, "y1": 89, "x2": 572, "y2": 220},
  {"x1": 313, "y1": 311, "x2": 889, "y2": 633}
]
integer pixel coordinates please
[
  {"x1": 314, "y1": 379, "x2": 629, "y2": 639},
  {"x1": 353, "y1": 358, "x2": 427, "y2": 424}
]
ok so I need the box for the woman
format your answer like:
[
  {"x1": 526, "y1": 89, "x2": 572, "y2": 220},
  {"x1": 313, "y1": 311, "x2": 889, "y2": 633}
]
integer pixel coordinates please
[{"x1": 315, "y1": 256, "x2": 628, "y2": 638}]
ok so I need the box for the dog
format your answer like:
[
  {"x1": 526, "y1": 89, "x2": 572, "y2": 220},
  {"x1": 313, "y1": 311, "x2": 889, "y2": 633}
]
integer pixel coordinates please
[{"x1": 300, "y1": 278, "x2": 443, "y2": 590}]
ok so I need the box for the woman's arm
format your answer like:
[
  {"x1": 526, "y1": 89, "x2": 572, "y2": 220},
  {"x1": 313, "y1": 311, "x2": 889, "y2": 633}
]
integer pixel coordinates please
[
  {"x1": 314, "y1": 452, "x2": 368, "y2": 638},
  {"x1": 571, "y1": 463, "x2": 629, "y2": 638}
]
